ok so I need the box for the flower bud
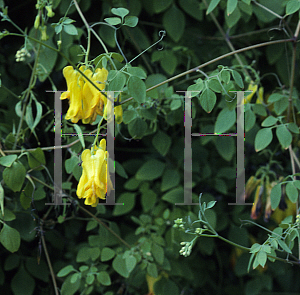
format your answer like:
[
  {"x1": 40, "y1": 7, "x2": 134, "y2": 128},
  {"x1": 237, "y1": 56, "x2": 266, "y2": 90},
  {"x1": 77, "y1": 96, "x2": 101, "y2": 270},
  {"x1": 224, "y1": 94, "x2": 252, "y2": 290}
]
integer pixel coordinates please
[
  {"x1": 45, "y1": 6, "x2": 55, "y2": 18},
  {"x1": 34, "y1": 14, "x2": 40, "y2": 29}
]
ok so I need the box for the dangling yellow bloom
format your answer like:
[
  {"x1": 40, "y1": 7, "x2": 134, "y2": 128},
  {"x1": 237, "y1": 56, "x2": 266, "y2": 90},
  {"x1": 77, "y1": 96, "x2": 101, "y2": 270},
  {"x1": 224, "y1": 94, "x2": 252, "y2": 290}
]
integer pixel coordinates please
[
  {"x1": 76, "y1": 139, "x2": 113, "y2": 207},
  {"x1": 60, "y1": 66, "x2": 108, "y2": 124},
  {"x1": 244, "y1": 81, "x2": 258, "y2": 104}
]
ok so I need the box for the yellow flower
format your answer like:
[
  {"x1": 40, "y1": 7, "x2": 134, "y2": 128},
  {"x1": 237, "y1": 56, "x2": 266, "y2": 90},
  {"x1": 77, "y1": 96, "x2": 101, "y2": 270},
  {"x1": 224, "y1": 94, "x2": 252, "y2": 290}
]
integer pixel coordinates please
[
  {"x1": 61, "y1": 66, "x2": 108, "y2": 124},
  {"x1": 244, "y1": 81, "x2": 258, "y2": 104},
  {"x1": 256, "y1": 86, "x2": 264, "y2": 104},
  {"x1": 76, "y1": 139, "x2": 113, "y2": 207}
]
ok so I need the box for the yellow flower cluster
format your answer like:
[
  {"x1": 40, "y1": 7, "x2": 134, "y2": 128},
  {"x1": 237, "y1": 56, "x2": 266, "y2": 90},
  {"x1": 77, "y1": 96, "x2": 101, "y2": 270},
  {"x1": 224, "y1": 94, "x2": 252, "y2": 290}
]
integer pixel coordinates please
[
  {"x1": 244, "y1": 81, "x2": 264, "y2": 104},
  {"x1": 76, "y1": 139, "x2": 113, "y2": 207},
  {"x1": 61, "y1": 65, "x2": 123, "y2": 124}
]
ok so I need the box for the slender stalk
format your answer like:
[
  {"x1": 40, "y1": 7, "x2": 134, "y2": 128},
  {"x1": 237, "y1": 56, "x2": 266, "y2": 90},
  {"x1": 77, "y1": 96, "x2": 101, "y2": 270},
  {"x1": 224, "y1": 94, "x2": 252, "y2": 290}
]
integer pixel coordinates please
[
  {"x1": 72, "y1": 0, "x2": 91, "y2": 65},
  {"x1": 13, "y1": 42, "x2": 42, "y2": 150},
  {"x1": 203, "y1": 0, "x2": 250, "y2": 79},
  {"x1": 78, "y1": 203, "x2": 131, "y2": 249},
  {"x1": 121, "y1": 38, "x2": 293, "y2": 105},
  {"x1": 40, "y1": 223, "x2": 59, "y2": 295}
]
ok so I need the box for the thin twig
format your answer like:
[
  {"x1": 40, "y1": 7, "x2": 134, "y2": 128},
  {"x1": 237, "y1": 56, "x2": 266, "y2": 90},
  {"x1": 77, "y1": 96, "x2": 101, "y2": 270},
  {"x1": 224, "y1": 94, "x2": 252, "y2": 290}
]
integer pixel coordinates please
[
  {"x1": 78, "y1": 203, "x2": 131, "y2": 249},
  {"x1": 121, "y1": 38, "x2": 293, "y2": 105}
]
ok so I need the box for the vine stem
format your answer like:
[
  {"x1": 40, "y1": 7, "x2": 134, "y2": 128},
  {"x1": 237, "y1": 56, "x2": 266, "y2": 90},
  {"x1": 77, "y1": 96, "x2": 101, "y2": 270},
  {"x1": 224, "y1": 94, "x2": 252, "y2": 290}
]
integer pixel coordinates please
[
  {"x1": 72, "y1": 0, "x2": 91, "y2": 65},
  {"x1": 77, "y1": 203, "x2": 131, "y2": 249},
  {"x1": 287, "y1": 19, "x2": 300, "y2": 261},
  {"x1": 40, "y1": 221, "x2": 59, "y2": 295},
  {"x1": 202, "y1": 0, "x2": 251, "y2": 79},
  {"x1": 13, "y1": 42, "x2": 42, "y2": 150},
  {"x1": 120, "y1": 38, "x2": 293, "y2": 106}
]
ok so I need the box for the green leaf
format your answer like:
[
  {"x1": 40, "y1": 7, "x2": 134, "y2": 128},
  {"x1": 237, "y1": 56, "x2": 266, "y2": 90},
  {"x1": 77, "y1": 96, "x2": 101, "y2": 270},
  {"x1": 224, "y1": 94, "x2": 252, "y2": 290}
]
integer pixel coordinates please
[
  {"x1": 286, "y1": 0, "x2": 300, "y2": 15},
  {"x1": 267, "y1": 93, "x2": 284, "y2": 103},
  {"x1": 161, "y1": 169, "x2": 180, "y2": 192},
  {"x1": 199, "y1": 88, "x2": 216, "y2": 113},
  {"x1": 179, "y1": 0, "x2": 203, "y2": 21},
  {"x1": 153, "y1": 0, "x2": 173, "y2": 13},
  {"x1": 3, "y1": 161, "x2": 26, "y2": 192},
  {"x1": 127, "y1": 66, "x2": 147, "y2": 79},
  {"x1": 111, "y1": 7, "x2": 129, "y2": 19},
  {"x1": 123, "y1": 109, "x2": 137, "y2": 124},
  {"x1": 0, "y1": 208, "x2": 16, "y2": 222},
  {"x1": 124, "y1": 16, "x2": 138, "y2": 27},
  {"x1": 256, "y1": 250, "x2": 267, "y2": 268},
  {"x1": 0, "y1": 183, "x2": 3, "y2": 216},
  {"x1": 287, "y1": 122, "x2": 299, "y2": 134},
  {"x1": 4, "y1": 254, "x2": 20, "y2": 271},
  {"x1": 141, "y1": 189, "x2": 157, "y2": 212},
  {"x1": 278, "y1": 239, "x2": 292, "y2": 254},
  {"x1": 152, "y1": 130, "x2": 171, "y2": 156},
  {"x1": 128, "y1": 117, "x2": 147, "y2": 139},
  {"x1": 0, "y1": 224, "x2": 21, "y2": 253},
  {"x1": 271, "y1": 183, "x2": 281, "y2": 210},
  {"x1": 255, "y1": 128, "x2": 273, "y2": 152},
  {"x1": 128, "y1": 76, "x2": 146, "y2": 104},
  {"x1": 154, "y1": 278, "x2": 180, "y2": 295},
  {"x1": 162, "y1": 187, "x2": 184, "y2": 203},
  {"x1": 11, "y1": 266, "x2": 35, "y2": 295},
  {"x1": 163, "y1": 5, "x2": 185, "y2": 42},
  {"x1": 104, "y1": 17, "x2": 122, "y2": 26},
  {"x1": 261, "y1": 116, "x2": 278, "y2": 127},
  {"x1": 63, "y1": 24, "x2": 78, "y2": 35},
  {"x1": 108, "y1": 71, "x2": 126, "y2": 94},
  {"x1": 293, "y1": 180, "x2": 300, "y2": 190},
  {"x1": 101, "y1": 247, "x2": 115, "y2": 262},
  {"x1": 152, "y1": 243, "x2": 164, "y2": 265},
  {"x1": 57, "y1": 265, "x2": 76, "y2": 277},
  {"x1": 125, "y1": 255, "x2": 137, "y2": 273},
  {"x1": 147, "y1": 262, "x2": 158, "y2": 278},
  {"x1": 215, "y1": 136, "x2": 235, "y2": 161},
  {"x1": 115, "y1": 160, "x2": 128, "y2": 179},
  {"x1": 276, "y1": 125, "x2": 292, "y2": 149},
  {"x1": 73, "y1": 124, "x2": 85, "y2": 149},
  {"x1": 231, "y1": 70, "x2": 244, "y2": 88},
  {"x1": 227, "y1": 0, "x2": 238, "y2": 15},
  {"x1": 245, "y1": 109, "x2": 256, "y2": 132},
  {"x1": 206, "y1": 0, "x2": 221, "y2": 14},
  {"x1": 160, "y1": 50, "x2": 177, "y2": 75},
  {"x1": 221, "y1": 70, "x2": 231, "y2": 84},
  {"x1": 286, "y1": 182, "x2": 298, "y2": 203},
  {"x1": 97, "y1": 271, "x2": 111, "y2": 286},
  {"x1": 60, "y1": 273, "x2": 81, "y2": 295},
  {"x1": 113, "y1": 192, "x2": 135, "y2": 216},
  {"x1": 187, "y1": 79, "x2": 204, "y2": 96},
  {"x1": 76, "y1": 247, "x2": 90, "y2": 262},
  {"x1": 207, "y1": 78, "x2": 223, "y2": 93},
  {"x1": 170, "y1": 97, "x2": 182, "y2": 110},
  {"x1": 136, "y1": 159, "x2": 165, "y2": 181},
  {"x1": 65, "y1": 156, "x2": 79, "y2": 174},
  {"x1": 214, "y1": 107, "x2": 236, "y2": 133},
  {"x1": 274, "y1": 97, "x2": 289, "y2": 115},
  {"x1": 250, "y1": 243, "x2": 261, "y2": 253},
  {"x1": 27, "y1": 147, "x2": 46, "y2": 170},
  {"x1": 112, "y1": 255, "x2": 130, "y2": 278},
  {"x1": 225, "y1": 6, "x2": 241, "y2": 27},
  {"x1": 0, "y1": 154, "x2": 17, "y2": 167}
]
